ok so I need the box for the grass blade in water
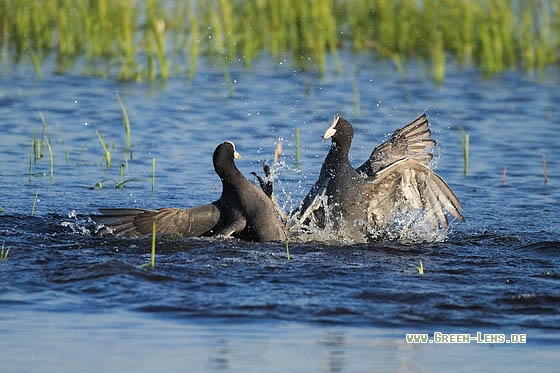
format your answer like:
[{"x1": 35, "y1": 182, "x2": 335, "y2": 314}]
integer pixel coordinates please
[{"x1": 117, "y1": 92, "x2": 131, "y2": 150}]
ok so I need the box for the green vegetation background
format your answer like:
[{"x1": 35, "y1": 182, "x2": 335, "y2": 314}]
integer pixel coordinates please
[{"x1": 1, "y1": 0, "x2": 558, "y2": 82}]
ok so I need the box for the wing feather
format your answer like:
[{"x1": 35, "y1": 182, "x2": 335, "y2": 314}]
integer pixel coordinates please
[
  {"x1": 365, "y1": 158, "x2": 464, "y2": 230},
  {"x1": 357, "y1": 114, "x2": 436, "y2": 176},
  {"x1": 94, "y1": 204, "x2": 221, "y2": 237}
]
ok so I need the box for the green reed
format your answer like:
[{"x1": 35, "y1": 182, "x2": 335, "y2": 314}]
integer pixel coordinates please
[
  {"x1": 89, "y1": 176, "x2": 144, "y2": 190},
  {"x1": 31, "y1": 190, "x2": 39, "y2": 216},
  {"x1": 0, "y1": 0, "x2": 558, "y2": 82},
  {"x1": 29, "y1": 114, "x2": 54, "y2": 181},
  {"x1": 459, "y1": 128, "x2": 470, "y2": 175},
  {"x1": 1, "y1": 241, "x2": 10, "y2": 260},
  {"x1": 416, "y1": 260, "x2": 424, "y2": 275},
  {"x1": 30, "y1": 130, "x2": 39, "y2": 181},
  {"x1": 116, "y1": 92, "x2": 131, "y2": 150},
  {"x1": 96, "y1": 130, "x2": 111, "y2": 168},
  {"x1": 137, "y1": 221, "x2": 157, "y2": 269},
  {"x1": 39, "y1": 112, "x2": 54, "y2": 181},
  {"x1": 32, "y1": 128, "x2": 41, "y2": 161}
]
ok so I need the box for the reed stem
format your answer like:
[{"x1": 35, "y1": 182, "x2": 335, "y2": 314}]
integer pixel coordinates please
[
  {"x1": 417, "y1": 260, "x2": 424, "y2": 275},
  {"x1": 96, "y1": 130, "x2": 111, "y2": 168},
  {"x1": 459, "y1": 128, "x2": 469, "y2": 175},
  {"x1": 117, "y1": 92, "x2": 131, "y2": 150},
  {"x1": 31, "y1": 190, "x2": 39, "y2": 216},
  {"x1": 0, "y1": 241, "x2": 10, "y2": 260},
  {"x1": 39, "y1": 112, "x2": 54, "y2": 181}
]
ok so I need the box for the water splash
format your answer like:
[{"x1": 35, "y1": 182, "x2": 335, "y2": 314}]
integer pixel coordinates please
[
  {"x1": 279, "y1": 189, "x2": 450, "y2": 244},
  {"x1": 60, "y1": 210, "x2": 115, "y2": 236},
  {"x1": 370, "y1": 209, "x2": 449, "y2": 243}
]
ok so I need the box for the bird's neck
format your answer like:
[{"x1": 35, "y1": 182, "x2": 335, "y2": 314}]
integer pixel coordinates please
[
  {"x1": 321, "y1": 141, "x2": 353, "y2": 180},
  {"x1": 328, "y1": 141, "x2": 350, "y2": 163},
  {"x1": 218, "y1": 162, "x2": 244, "y2": 186}
]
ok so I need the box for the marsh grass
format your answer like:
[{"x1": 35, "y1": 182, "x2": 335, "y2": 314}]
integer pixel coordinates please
[
  {"x1": 119, "y1": 163, "x2": 126, "y2": 185},
  {"x1": 416, "y1": 260, "x2": 424, "y2": 275},
  {"x1": 1, "y1": 0, "x2": 557, "y2": 83},
  {"x1": 138, "y1": 221, "x2": 157, "y2": 269},
  {"x1": 32, "y1": 128, "x2": 41, "y2": 161},
  {"x1": 89, "y1": 176, "x2": 145, "y2": 191},
  {"x1": 96, "y1": 130, "x2": 111, "y2": 168},
  {"x1": 459, "y1": 128, "x2": 470, "y2": 175},
  {"x1": 31, "y1": 190, "x2": 38, "y2": 215},
  {"x1": 1, "y1": 241, "x2": 10, "y2": 259},
  {"x1": 117, "y1": 92, "x2": 131, "y2": 150},
  {"x1": 29, "y1": 114, "x2": 54, "y2": 181},
  {"x1": 39, "y1": 112, "x2": 54, "y2": 181}
]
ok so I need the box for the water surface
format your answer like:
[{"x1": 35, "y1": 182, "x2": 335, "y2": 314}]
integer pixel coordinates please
[{"x1": 1, "y1": 55, "x2": 559, "y2": 371}]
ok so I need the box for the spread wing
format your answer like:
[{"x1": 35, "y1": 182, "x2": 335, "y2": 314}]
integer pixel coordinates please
[
  {"x1": 365, "y1": 158, "x2": 464, "y2": 230},
  {"x1": 357, "y1": 114, "x2": 436, "y2": 176},
  {"x1": 291, "y1": 176, "x2": 329, "y2": 226},
  {"x1": 94, "y1": 203, "x2": 221, "y2": 237}
]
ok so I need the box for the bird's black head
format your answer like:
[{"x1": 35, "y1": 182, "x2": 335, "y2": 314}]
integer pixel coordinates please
[
  {"x1": 213, "y1": 141, "x2": 241, "y2": 178},
  {"x1": 323, "y1": 115, "x2": 354, "y2": 148}
]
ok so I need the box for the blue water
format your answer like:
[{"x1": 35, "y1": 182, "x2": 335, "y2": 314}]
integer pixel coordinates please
[{"x1": 1, "y1": 54, "x2": 559, "y2": 371}]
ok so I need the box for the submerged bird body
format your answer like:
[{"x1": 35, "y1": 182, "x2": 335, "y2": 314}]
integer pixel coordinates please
[
  {"x1": 94, "y1": 142, "x2": 286, "y2": 242},
  {"x1": 294, "y1": 114, "x2": 464, "y2": 239}
]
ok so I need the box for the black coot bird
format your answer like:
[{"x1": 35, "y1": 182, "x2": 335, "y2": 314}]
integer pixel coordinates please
[
  {"x1": 93, "y1": 141, "x2": 286, "y2": 242},
  {"x1": 293, "y1": 114, "x2": 464, "y2": 237}
]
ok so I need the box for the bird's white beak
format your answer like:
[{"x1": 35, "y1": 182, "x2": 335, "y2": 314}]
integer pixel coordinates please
[{"x1": 322, "y1": 115, "x2": 340, "y2": 141}]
